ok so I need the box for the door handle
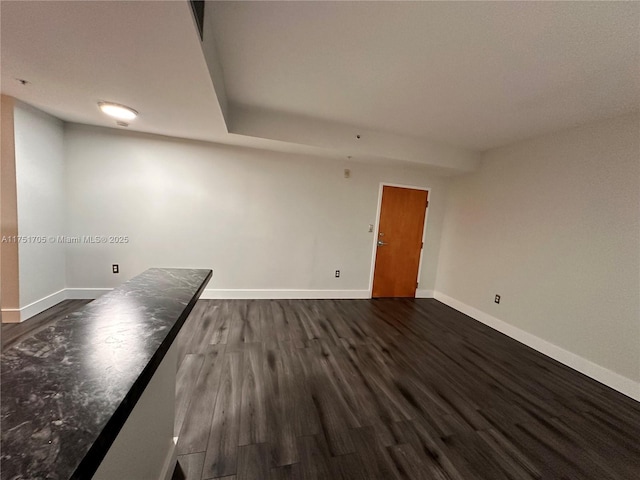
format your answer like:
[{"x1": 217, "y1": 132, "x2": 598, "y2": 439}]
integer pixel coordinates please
[{"x1": 377, "y1": 240, "x2": 388, "y2": 246}]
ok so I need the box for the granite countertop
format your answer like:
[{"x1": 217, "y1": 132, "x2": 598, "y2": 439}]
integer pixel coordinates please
[{"x1": 1, "y1": 268, "x2": 212, "y2": 480}]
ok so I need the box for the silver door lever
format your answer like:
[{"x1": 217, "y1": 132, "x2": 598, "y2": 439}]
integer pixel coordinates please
[{"x1": 377, "y1": 240, "x2": 388, "y2": 246}]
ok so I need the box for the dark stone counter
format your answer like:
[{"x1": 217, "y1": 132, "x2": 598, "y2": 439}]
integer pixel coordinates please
[{"x1": 1, "y1": 268, "x2": 212, "y2": 480}]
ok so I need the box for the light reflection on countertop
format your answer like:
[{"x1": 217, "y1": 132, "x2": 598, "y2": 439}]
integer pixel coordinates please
[{"x1": 0, "y1": 267, "x2": 212, "y2": 480}]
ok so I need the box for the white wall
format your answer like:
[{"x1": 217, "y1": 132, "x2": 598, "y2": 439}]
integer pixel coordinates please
[
  {"x1": 14, "y1": 101, "x2": 66, "y2": 311},
  {"x1": 64, "y1": 124, "x2": 449, "y2": 296},
  {"x1": 436, "y1": 113, "x2": 640, "y2": 389}
]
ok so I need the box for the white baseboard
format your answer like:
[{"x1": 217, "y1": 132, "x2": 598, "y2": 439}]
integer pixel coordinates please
[
  {"x1": 67, "y1": 288, "x2": 372, "y2": 300},
  {"x1": 0, "y1": 287, "x2": 449, "y2": 322},
  {"x1": 65, "y1": 288, "x2": 113, "y2": 299},
  {"x1": 21, "y1": 289, "x2": 67, "y2": 320},
  {"x1": 415, "y1": 289, "x2": 434, "y2": 298},
  {"x1": 2, "y1": 288, "x2": 113, "y2": 323},
  {"x1": 1, "y1": 289, "x2": 67, "y2": 323},
  {"x1": 434, "y1": 291, "x2": 640, "y2": 402},
  {"x1": 200, "y1": 289, "x2": 371, "y2": 299}
]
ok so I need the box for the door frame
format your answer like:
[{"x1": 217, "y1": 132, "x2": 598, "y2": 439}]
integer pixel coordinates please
[{"x1": 368, "y1": 182, "x2": 431, "y2": 298}]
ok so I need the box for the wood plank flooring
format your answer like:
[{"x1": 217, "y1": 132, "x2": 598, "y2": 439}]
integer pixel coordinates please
[
  {"x1": 3, "y1": 298, "x2": 638, "y2": 479},
  {"x1": 172, "y1": 299, "x2": 640, "y2": 480}
]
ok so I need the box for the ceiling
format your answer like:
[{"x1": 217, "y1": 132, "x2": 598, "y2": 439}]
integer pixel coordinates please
[
  {"x1": 2, "y1": 1, "x2": 638, "y2": 172},
  {"x1": 0, "y1": 0, "x2": 227, "y2": 142},
  {"x1": 0, "y1": 0, "x2": 334, "y2": 160}
]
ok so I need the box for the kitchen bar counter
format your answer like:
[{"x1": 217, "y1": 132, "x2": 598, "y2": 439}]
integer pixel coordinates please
[{"x1": 1, "y1": 268, "x2": 212, "y2": 480}]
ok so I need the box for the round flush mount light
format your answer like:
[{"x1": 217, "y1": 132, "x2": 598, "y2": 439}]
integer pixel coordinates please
[{"x1": 98, "y1": 101, "x2": 138, "y2": 121}]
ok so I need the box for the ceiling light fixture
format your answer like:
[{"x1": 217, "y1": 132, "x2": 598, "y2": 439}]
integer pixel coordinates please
[{"x1": 98, "y1": 101, "x2": 138, "y2": 121}]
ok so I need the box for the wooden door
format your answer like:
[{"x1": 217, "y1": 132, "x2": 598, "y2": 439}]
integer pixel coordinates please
[{"x1": 372, "y1": 186, "x2": 428, "y2": 298}]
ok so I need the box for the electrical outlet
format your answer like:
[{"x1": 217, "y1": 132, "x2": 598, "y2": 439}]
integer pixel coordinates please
[
  {"x1": 112, "y1": 264, "x2": 119, "y2": 274},
  {"x1": 495, "y1": 294, "x2": 500, "y2": 304},
  {"x1": 335, "y1": 270, "x2": 340, "y2": 278}
]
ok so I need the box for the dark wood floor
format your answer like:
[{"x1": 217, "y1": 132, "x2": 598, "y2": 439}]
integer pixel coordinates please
[
  {"x1": 4, "y1": 299, "x2": 639, "y2": 479},
  {"x1": 172, "y1": 299, "x2": 640, "y2": 480}
]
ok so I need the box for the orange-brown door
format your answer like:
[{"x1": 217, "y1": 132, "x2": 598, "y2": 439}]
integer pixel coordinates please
[{"x1": 372, "y1": 186, "x2": 428, "y2": 298}]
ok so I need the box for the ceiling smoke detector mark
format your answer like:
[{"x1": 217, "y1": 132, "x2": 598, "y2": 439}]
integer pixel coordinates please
[
  {"x1": 355, "y1": 134, "x2": 361, "y2": 139},
  {"x1": 116, "y1": 121, "x2": 129, "y2": 127}
]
